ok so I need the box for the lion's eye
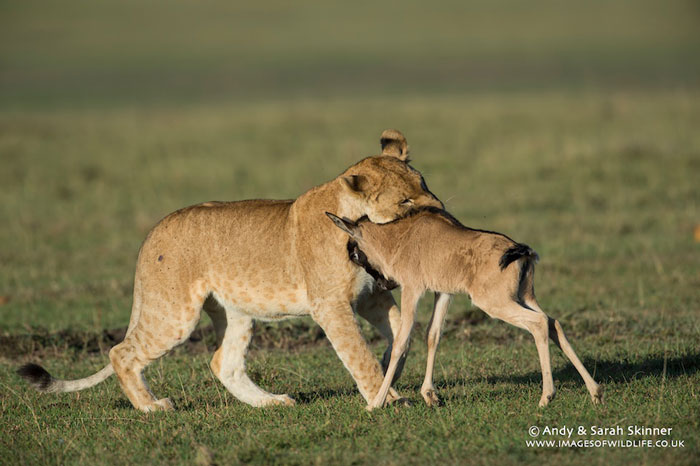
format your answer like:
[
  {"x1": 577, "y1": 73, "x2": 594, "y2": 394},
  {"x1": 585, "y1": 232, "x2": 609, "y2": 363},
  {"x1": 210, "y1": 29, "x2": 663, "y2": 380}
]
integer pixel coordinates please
[{"x1": 400, "y1": 198, "x2": 413, "y2": 205}]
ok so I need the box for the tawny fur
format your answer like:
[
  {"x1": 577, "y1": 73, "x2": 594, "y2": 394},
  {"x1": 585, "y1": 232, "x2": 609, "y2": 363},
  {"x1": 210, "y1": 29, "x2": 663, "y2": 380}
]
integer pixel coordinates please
[
  {"x1": 327, "y1": 207, "x2": 603, "y2": 410},
  {"x1": 18, "y1": 130, "x2": 443, "y2": 412}
]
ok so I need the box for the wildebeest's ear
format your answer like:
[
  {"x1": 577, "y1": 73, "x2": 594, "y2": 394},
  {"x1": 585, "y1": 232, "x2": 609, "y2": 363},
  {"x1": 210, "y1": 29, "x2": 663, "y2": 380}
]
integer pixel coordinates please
[
  {"x1": 325, "y1": 212, "x2": 361, "y2": 238},
  {"x1": 340, "y1": 174, "x2": 369, "y2": 195},
  {"x1": 380, "y1": 129, "x2": 409, "y2": 161}
]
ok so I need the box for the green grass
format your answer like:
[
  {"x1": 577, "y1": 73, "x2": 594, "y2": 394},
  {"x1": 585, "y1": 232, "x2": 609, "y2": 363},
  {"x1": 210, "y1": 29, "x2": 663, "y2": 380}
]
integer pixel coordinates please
[
  {"x1": 2, "y1": 92, "x2": 698, "y2": 332},
  {"x1": 1, "y1": 90, "x2": 697, "y2": 465},
  {"x1": 1, "y1": 0, "x2": 699, "y2": 464},
  {"x1": 1, "y1": 333, "x2": 698, "y2": 464}
]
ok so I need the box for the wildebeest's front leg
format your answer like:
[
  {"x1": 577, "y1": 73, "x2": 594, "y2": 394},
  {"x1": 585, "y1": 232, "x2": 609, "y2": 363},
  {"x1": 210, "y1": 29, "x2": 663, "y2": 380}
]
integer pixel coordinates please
[
  {"x1": 355, "y1": 288, "x2": 406, "y2": 402},
  {"x1": 368, "y1": 287, "x2": 421, "y2": 411},
  {"x1": 421, "y1": 292, "x2": 452, "y2": 406},
  {"x1": 355, "y1": 288, "x2": 407, "y2": 377}
]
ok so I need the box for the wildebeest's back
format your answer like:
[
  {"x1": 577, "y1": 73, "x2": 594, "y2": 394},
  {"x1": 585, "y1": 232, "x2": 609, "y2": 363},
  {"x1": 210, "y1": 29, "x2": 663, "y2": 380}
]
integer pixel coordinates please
[{"x1": 400, "y1": 212, "x2": 516, "y2": 294}]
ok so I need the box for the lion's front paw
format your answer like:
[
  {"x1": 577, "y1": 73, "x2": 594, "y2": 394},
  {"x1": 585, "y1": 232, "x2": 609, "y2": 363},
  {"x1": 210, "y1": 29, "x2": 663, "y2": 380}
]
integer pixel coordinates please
[
  {"x1": 267, "y1": 394, "x2": 296, "y2": 407},
  {"x1": 142, "y1": 398, "x2": 174, "y2": 412}
]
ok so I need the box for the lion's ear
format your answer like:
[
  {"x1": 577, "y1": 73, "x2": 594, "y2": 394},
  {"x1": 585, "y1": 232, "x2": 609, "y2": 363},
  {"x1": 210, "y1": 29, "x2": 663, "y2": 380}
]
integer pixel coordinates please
[
  {"x1": 340, "y1": 174, "x2": 369, "y2": 194},
  {"x1": 380, "y1": 129, "x2": 409, "y2": 161}
]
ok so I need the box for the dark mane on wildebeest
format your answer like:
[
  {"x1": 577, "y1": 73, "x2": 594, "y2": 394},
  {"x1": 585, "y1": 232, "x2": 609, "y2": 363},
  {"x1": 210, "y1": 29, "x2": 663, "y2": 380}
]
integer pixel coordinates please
[{"x1": 347, "y1": 240, "x2": 398, "y2": 290}]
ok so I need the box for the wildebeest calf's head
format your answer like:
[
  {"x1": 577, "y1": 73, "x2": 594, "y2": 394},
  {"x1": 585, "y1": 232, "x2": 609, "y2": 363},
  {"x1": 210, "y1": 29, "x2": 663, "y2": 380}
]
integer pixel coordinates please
[{"x1": 346, "y1": 240, "x2": 398, "y2": 291}]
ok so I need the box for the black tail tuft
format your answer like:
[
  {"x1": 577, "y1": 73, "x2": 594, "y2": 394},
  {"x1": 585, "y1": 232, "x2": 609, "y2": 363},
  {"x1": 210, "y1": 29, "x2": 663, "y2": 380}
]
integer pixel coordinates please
[
  {"x1": 499, "y1": 243, "x2": 539, "y2": 270},
  {"x1": 17, "y1": 363, "x2": 53, "y2": 391}
]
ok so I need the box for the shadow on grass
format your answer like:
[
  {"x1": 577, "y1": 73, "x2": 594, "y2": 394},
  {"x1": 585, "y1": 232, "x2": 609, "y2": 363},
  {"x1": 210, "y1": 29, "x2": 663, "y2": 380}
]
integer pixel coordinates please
[
  {"x1": 417, "y1": 351, "x2": 700, "y2": 395},
  {"x1": 292, "y1": 386, "x2": 358, "y2": 404},
  {"x1": 489, "y1": 352, "x2": 699, "y2": 386},
  {"x1": 102, "y1": 353, "x2": 698, "y2": 410},
  {"x1": 112, "y1": 387, "x2": 361, "y2": 411},
  {"x1": 220, "y1": 353, "x2": 700, "y2": 406},
  {"x1": 1, "y1": 323, "x2": 334, "y2": 360},
  {"x1": 259, "y1": 353, "x2": 700, "y2": 405},
  {"x1": 112, "y1": 399, "x2": 134, "y2": 410}
]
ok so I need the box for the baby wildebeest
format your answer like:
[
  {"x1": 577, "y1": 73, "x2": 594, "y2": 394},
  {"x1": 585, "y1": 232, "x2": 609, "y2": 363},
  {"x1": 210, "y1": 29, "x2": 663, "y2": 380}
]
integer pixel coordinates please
[{"x1": 327, "y1": 207, "x2": 603, "y2": 410}]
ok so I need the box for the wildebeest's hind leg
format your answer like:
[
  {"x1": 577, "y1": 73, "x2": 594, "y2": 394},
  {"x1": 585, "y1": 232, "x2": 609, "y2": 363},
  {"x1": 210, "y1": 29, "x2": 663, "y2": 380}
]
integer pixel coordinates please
[
  {"x1": 526, "y1": 300, "x2": 604, "y2": 404},
  {"x1": 520, "y1": 261, "x2": 603, "y2": 404},
  {"x1": 480, "y1": 300, "x2": 556, "y2": 407}
]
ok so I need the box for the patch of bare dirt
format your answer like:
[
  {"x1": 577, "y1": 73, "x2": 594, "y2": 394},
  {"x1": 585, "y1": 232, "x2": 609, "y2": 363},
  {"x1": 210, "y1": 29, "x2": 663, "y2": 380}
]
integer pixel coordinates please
[
  {"x1": 0, "y1": 321, "x2": 334, "y2": 360},
  {"x1": 0, "y1": 309, "x2": 490, "y2": 360}
]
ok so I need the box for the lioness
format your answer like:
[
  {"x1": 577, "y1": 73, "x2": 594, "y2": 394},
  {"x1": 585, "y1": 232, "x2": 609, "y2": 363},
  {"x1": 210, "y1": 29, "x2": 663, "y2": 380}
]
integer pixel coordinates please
[{"x1": 19, "y1": 130, "x2": 442, "y2": 412}]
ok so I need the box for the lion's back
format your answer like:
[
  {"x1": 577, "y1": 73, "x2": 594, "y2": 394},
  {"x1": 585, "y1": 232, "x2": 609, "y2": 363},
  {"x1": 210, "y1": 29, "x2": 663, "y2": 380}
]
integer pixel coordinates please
[{"x1": 136, "y1": 199, "x2": 298, "y2": 283}]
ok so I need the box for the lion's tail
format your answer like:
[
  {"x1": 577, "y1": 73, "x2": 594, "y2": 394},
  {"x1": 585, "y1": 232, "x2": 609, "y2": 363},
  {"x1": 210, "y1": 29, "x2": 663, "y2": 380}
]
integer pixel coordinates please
[{"x1": 17, "y1": 363, "x2": 114, "y2": 393}]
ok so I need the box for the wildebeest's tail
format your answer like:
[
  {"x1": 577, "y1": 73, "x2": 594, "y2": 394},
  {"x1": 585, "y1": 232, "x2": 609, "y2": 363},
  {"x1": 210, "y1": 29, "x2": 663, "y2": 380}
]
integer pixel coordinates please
[
  {"x1": 17, "y1": 363, "x2": 114, "y2": 393},
  {"x1": 499, "y1": 243, "x2": 539, "y2": 270}
]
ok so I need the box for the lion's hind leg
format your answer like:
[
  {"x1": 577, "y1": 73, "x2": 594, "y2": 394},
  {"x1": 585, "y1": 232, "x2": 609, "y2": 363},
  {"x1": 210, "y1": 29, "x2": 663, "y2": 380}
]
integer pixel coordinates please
[
  {"x1": 109, "y1": 338, "x2": 172, "y2": 412},
  {"x1": 208, "y1": 298, "x2": 295, "y2": 407},
  {"x1": 110, "y1": 289, "x2": 203, "y2": 412}
]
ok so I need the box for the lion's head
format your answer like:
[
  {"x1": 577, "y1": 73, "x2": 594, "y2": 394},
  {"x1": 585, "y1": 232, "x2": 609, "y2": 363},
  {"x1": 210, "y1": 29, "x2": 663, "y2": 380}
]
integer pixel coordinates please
[{"x1": 338, "y1": 129, "x2": 442, "y2": 224}]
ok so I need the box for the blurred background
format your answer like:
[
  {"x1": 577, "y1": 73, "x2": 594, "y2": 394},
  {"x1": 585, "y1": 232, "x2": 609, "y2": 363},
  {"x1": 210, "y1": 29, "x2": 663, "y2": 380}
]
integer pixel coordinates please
[
  {"x1": 2, "y1": 4, "x2": 700, "y2": 462},
  {"x1": 0, "y1": 0, "x2": 698, "y2": 332},
  {"x1": 2, "y1": 0, "x2": 699, "y2": 107}
]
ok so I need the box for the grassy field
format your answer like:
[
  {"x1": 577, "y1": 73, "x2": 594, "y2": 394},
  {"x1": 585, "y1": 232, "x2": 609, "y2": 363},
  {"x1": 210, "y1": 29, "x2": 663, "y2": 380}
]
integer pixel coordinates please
[{"x1": 1, "y1": 1, "x2": 699, "y2": 465}]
